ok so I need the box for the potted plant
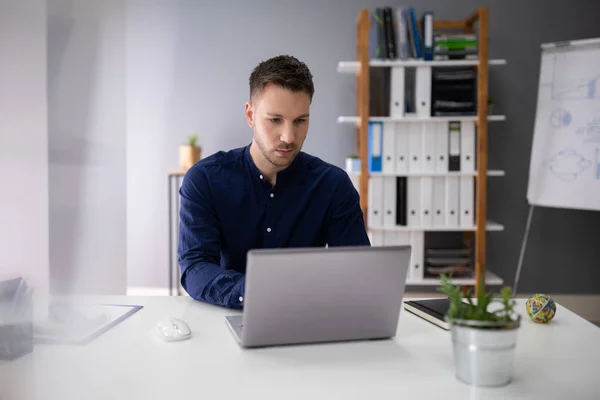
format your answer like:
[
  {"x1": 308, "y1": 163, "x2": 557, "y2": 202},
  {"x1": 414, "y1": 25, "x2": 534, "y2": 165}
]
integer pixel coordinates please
[
  {"x1": 438, "y1": 274, "x2": 521, "y2": 387},
  {"x1": 179, "y1": 133, "x2": 202, "y2": 172},
  {"x1": 345, "y1": 153, "x2": 361, "y2": 173}
]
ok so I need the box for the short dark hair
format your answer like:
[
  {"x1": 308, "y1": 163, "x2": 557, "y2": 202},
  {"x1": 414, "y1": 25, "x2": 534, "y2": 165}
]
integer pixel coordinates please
[{"x1": 249, "y1": 55, "x2": 314, "y2": 102}]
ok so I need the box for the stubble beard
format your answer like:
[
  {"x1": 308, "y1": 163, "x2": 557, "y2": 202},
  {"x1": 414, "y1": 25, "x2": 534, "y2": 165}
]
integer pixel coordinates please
[{"x1": 254, "y1": 129, "x2": 299, "y2": 168}]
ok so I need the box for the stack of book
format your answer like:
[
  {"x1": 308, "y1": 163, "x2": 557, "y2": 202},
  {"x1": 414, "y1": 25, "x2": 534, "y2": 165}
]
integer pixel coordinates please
[
  {"x1": 434, "y1": 34, "x2": 478, "y2": 60},
  {"x1": 424, "y1": 247, "x2": 473, "y2": 278},
  {"x1": 431, "y1": 67, "x2": 477, "y2": 116}
]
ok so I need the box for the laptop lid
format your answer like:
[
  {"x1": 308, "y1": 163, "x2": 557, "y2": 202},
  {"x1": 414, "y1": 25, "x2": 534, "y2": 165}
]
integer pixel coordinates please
[{"x1": 238, "y1": 245, "x2": 411, "y2": 348}]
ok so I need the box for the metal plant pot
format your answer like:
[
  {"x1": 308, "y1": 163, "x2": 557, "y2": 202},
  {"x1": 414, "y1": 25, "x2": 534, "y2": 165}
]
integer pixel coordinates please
[{"x1": 449, "y1": 315, "x2": 521, "y2": 387}]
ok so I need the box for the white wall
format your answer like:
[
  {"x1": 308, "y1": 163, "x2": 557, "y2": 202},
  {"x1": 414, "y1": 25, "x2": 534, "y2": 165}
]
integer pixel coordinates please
[
  {"x1": 0, "y1": 0, "x2": 49, "y2": 294},
  {"x1": 47, "y1": 0, "x2": 126, "y2": 295}
]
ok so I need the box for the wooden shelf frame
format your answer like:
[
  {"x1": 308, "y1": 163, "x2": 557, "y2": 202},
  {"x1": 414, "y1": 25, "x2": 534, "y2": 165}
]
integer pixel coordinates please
[{"x1": 352, "y1": 8, "x2": 495, "y2": 293}]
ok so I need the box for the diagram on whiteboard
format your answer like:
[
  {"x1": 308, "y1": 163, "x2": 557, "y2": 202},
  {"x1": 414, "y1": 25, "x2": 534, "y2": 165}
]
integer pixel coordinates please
[
  {"x1": 545, "y1": 148, "x2": 592, "y2": 181},
  {"x1": 542, "y1": 55, "x2": 600, "y2": 101},
  {"x1": 596, "y1": 148, "x2": 600, "y2": 180},
  {"x1": 549, "y1": 108, "x2": 572, "y2": 128},
  {"x1": 575, "y1": 117, "x2": 600, "y2": 142}
]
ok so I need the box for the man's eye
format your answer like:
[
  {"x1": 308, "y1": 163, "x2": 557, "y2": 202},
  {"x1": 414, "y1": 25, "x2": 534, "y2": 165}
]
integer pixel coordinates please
[
  {"x1": 270, "y1": 118, "x2": 281, "y2": 123},
  {"x1": 295, "y1": 119, "x2": 306, "y2": 124}
]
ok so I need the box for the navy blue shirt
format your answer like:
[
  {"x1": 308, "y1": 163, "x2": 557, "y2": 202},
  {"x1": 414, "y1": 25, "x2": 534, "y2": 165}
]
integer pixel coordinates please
[{"x1": 178, "y1": 144, "x2": 370, "y2": 309}]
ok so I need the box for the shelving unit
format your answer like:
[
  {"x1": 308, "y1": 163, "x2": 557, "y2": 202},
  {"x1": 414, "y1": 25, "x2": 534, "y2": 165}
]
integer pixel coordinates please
[{"x1": 340, "y1": 7, "x2": 504, "y2": 290}]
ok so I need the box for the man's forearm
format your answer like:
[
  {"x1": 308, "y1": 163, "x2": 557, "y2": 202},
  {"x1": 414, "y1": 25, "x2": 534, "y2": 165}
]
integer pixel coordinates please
[{"x1": 181, "y1": 262, "x2": 245, "y2": 309}]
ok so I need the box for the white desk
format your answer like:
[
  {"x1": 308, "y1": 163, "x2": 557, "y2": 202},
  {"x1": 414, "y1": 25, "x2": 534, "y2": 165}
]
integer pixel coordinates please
[{"x1": 3, "y1": 296, "x2": 600, "y2": 399}]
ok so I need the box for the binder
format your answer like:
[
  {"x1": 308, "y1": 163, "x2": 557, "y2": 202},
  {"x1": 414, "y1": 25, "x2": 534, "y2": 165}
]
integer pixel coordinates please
[
  {"x1": 408, "y1": 122, "x2": 422, "y2": 173},
  {"x1": 384, "y1": 231, "x2": 411, "y2": 246},
  {"x1": 420, "y1": 177, "x2": 433, "y2": 227},
  {"x1": 395, "y1": 7, "x2": 409, "y2": 59},
  {"x1": 382, "y1": 7, "x2": 397, "y2": 59},
  {"x1": 445, "y1": 176, "x2": 460, "y2": 227},
  {"x1": 459, "y1": 176, "x2": 474, "y2": 228},
  {"x1": 390, "y1": 67, "x2": 406, "y2": 118},
  {"x1": 415, "y1": 66, "x2": 432, "y2": 117},
  {"x1": 422, "y1": 122, "x2": 436, "y2": 173},
  {"x1": 407, "y1": 177, "x2": 421, "y2": 227},
  {"x1": 409, "y1": 231, "x2": 424, "y2": 281},
  {"x1": 395, "y1": 123, "x2": 409, "y2": 174},
  {"x1": 460, "y1": 121, "x2": 476, "y2": 172},
  {"x1": 383, "y1": 176, "x2": 397, "y2": 227},
  {"x1": 368, "y1": 122, "x2": 383, "y2": 172},
  {"x1": 434, "y1": 121, "x2": 449, "y2": 173},
  {"x1": 432, "y1": 177, "x2": 446, "y2": 227},
  {"x1": 382, "y1": 122, "x2": 396, "y2": 174},
  {"x1": 368, "y1": 176, "x2": 384, "y2": 228},
  {"x1": 422, "y1": 12, "x2": 434, "y2": 61},
  {"x1": 396, "y1": 177, "x2": 408, "y2": 226},
  {"x1": 448, "y1": 121, "x2": 461, "y2": 171}
]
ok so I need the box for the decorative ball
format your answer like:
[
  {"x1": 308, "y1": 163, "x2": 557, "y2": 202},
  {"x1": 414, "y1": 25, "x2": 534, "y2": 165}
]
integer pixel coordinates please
[{"x1": 526, "y1": 294, "x2": 556, "y2": 323}]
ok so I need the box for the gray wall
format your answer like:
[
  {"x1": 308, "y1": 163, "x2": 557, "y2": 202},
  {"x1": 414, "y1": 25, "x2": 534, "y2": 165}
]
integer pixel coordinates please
[
  {"x1": 47, "y1": 0, "x2": 126, "y2": 295},
  {"x1": 123, "y1": 0, "x2": 599, "y2": 294},
  {"x1": 0, "y1": 0, "x2": 50, "y2": 294}
]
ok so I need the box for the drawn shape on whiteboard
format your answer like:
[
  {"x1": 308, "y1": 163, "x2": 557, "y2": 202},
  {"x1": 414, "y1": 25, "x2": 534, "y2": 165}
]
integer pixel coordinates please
[
  {"x1": 549, "y1": 108, "x2": 572, "y2": 128},
  {"x1": 546, "y1": 148, "x2": 591, "y2": 181},
  {"x1": 596, "y1": 148, "x2": 600, "y2": 180},
  {"x1": 575, "y1": 117, "x2": 600, "y2": 142},
  {"x1": 544, "y1": 55, "x2": 600, "y2": 101}
]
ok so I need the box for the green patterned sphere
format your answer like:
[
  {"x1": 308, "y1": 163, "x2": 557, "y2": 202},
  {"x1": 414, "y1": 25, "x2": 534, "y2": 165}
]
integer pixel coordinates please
[{"x1": 526, "y1": 294, "x2": 556, "y2": 323}]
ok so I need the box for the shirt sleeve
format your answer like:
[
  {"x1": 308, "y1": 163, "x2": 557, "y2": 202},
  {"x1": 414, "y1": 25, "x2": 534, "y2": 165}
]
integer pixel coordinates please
[
  {"x1": 178, "y1": 166, "x2": 245, "y2": 309},
  {"x1": 325, "y1": 170, "x2": 371, "y2": 247}
]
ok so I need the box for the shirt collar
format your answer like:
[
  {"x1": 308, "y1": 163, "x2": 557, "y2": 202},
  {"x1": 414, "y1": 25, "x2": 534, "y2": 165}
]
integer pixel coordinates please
[{"x1": 244, "y1": 143, "x2": 302, "y2": 186}]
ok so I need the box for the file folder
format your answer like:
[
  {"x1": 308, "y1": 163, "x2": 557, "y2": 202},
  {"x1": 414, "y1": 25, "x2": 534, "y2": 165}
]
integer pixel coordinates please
[
  {"x1": 420, "y1": 177, "x2": 433, "y2": 227},
  {"x1": 445, "y1": 176, "x2": 460, "y2": 227},
  {"x1": 432, "y1": 177, "x2": 446, "y2": 227},
  {"x1": 390, "y1": 67, "x2": 406, "y2": 118},
  {"x1": 395, "y1": 123, "x2": 409, "y2": 174},
  {"x1": 396, "y1": 177, "x2": 408, "y2": 226},
  {"x1": 422, "y1": 12, "x2": 434, "y2": 61},
  {"x1": 407, "y1": 177, "x2": 421, "y2": 227},
  {"x1": 415, "y1": 66, "x2": 432, "y2": 117},
  {"x1": 410, "y1": 231, "x2": 424, "y2": 281},
  {"x1": 382, "y1": 122, "x2": 396, "y2": 174},
  {"x1": 459, "y1": 176, "x2": 474, "y2": 228},
  {"x1": 422, "y1": 122, "x2": 436, "y2": 174},
  {"x1": 448, "y1": 121, "x2": 461, "y2": 171},
  {"x1": 368, "y1": 176, "x2": 384, "y2": 228},
  {"x1": 460, "y1": 121, "x2": 475, "y2": 172},
  {"x1": 368, "y1": 122, "x2": 383, "y2": 172},
  {"x1": 395, "y1": 7, "x2": 409, "y2": 59},
  {"x1": 383, "y1": 176, "x2": 397, "y2": 227},
  {"x1": 434, "y1": 121, "x2": 449, "y2": 173},
  {"x1": 408, "y1": 122, "x2": 422, "y2": 173}
]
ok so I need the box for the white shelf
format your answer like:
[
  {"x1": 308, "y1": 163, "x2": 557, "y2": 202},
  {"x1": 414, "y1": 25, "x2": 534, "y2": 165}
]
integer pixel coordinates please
[
  {"x1": 348, "y1": 170, "x2": 505, "y2": 177},
  {"x1": 337, "y1": 59, "x2": 507, "y2": 73},
  {"x1": 368, "y1": 221, "x2": 505, "y2": 232},
  {"x1": 337, "y1": 115, "x2": 506, "y2": 123},
  {"x1": 406, "y1": 270, "x2": 504, "y2": 286}
]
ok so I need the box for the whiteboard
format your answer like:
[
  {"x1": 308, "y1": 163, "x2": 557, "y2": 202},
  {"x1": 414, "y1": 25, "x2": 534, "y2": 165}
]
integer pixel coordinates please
[{"x1": 526, "y1": 38, "x2": 600, "y2": 212}]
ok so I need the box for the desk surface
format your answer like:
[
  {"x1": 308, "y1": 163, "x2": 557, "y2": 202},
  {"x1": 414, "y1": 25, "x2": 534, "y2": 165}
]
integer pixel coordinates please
[{"x1": 3, "y1": 296, "x2": 600, "y2": 400}]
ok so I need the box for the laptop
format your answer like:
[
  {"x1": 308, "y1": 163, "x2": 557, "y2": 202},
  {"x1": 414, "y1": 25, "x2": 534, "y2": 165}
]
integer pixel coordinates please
[{"x1": 225, "y1": 245, "x2": 411, "y2": 348}]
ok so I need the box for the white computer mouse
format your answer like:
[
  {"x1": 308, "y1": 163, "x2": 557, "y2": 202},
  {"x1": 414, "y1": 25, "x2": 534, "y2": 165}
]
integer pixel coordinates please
[{"x1": 156, "y1": 317, "x2": 191, "y2": 342}]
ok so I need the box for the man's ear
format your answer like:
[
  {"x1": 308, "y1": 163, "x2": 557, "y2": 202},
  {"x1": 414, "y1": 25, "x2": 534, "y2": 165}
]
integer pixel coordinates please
[{"x1": 244, "y1": 102, "x2": 254, "y2": 128}]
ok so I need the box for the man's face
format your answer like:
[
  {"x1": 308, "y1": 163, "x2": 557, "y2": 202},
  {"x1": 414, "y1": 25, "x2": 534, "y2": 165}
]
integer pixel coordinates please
[{"x1": 245, "y1": 83, "x2": 310, "y2": 169}]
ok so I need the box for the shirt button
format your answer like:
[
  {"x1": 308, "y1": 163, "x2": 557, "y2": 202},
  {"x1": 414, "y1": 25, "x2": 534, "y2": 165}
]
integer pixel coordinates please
[
  {"x1": 259, "y1": 174, "x2": 263, "y2": 180},
  {"x1": 270, "y1": 193, "x2": 274, "y2": 198},
  {"x1": 239, "y1": 296, "x2": 244, "y2": 302},
  {"x1": 266, "y1": 227, "x2": 271, "y2": 233}
]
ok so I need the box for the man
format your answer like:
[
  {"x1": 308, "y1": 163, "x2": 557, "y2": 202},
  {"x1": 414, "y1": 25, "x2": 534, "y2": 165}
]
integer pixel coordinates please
[{"x1": 178, "y1": 55, "x2": 370, "y2": 309}]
